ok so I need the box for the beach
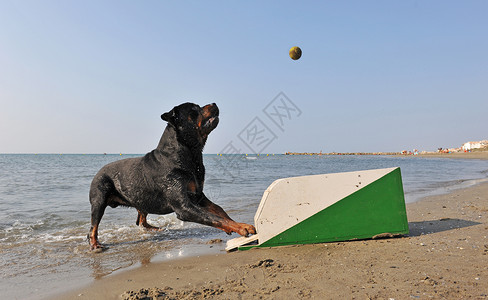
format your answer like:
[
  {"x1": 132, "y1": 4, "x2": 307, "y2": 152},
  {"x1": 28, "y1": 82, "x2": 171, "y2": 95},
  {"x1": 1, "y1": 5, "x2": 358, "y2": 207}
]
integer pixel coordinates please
[
  {"x1": 416, "y1": 151, "x2": 488, "y2": 160},
  {"x1": 52, "y1": 152, "x2": 488, "y2": 299}
]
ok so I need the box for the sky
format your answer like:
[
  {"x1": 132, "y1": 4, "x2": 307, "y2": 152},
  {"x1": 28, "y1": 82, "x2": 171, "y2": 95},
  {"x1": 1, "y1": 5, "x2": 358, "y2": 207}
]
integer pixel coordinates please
[{"x1": 1, "y1": 1, "x2": 487, "y2": 154}]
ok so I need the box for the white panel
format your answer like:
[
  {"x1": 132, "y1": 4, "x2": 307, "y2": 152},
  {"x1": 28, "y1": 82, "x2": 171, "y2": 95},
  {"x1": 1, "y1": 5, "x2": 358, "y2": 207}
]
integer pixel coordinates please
[{"x1": 254, "y1": 168, "x2": 397, "y2": 244}]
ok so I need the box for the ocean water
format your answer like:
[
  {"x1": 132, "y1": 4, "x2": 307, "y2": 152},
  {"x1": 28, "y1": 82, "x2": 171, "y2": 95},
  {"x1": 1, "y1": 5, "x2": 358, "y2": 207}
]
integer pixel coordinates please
[{"x1": 1, "y1": 153, "x2": 488, "y2": 299}]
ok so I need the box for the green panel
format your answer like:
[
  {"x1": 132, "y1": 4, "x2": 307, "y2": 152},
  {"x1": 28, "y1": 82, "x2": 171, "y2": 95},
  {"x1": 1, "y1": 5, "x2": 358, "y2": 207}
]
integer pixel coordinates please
[{"x1": 241, "y1": 168, "x2": 408, "y2": 250}]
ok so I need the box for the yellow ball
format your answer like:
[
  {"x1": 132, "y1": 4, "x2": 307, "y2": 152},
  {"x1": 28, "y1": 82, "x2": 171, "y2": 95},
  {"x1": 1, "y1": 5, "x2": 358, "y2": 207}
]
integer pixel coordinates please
[{"x1": 289, "y1": 46, "x2": 302, "y2": 60}]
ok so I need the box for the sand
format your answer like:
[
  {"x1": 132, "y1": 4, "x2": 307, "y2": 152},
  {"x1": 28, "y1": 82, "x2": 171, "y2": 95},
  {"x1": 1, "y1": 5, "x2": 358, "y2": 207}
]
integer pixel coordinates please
[
  {"x1": 415, "y1": 151, "x2": 488, "y2": 160},
  {"x1": 52, "y1": 152, "x2": 488, "y2": 300}
]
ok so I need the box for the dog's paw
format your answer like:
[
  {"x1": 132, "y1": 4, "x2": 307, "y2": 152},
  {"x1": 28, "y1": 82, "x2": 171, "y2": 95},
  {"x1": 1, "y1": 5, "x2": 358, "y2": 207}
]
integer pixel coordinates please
[
  {"x1": 237, "y1": 223, "x2": 257, "y2": 237},
  {"x1": 90, "y1": 242, "x2": 108, "y2": 253},
  {"x1": 91, "y1": 246, "x2": 107, "y2": 253}
]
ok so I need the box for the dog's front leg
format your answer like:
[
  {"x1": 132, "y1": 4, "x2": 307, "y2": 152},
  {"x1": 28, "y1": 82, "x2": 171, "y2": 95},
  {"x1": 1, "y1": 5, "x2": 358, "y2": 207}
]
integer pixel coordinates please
[
  {"x1": 170, "y1": 194, "x2": 256, "y2": 237},
  {"x1": 197, "y1": 195, "x2": 257, "y2": 236},
  {"x1": 197, "y1": 195, "x2": 232, "y2": 219}
]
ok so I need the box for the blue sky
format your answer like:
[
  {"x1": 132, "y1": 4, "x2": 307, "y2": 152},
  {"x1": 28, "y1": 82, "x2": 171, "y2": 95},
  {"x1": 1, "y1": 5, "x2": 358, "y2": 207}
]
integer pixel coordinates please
[{"x1": 1, "y1": 1, "x2": 487, "y2": 154}]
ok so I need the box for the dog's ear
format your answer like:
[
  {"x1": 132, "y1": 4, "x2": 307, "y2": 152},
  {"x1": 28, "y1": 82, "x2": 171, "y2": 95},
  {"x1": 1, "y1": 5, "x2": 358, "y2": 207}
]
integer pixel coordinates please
[{"x1": 161, "y1": 108, "x2": 176, "y2": 125}]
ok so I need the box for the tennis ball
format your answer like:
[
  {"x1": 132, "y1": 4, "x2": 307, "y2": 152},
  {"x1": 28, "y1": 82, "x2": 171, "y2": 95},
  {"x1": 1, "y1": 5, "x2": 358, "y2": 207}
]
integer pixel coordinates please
[{"x1": 289, "y1": 46, "x2": 302, "y2": 60}]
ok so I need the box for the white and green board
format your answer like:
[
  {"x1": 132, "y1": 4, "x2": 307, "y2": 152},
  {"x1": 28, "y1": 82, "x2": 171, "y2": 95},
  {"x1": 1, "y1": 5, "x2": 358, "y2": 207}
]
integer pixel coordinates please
[{"x1": 226, "y1": 167, "x2": 408, "y2": 251}]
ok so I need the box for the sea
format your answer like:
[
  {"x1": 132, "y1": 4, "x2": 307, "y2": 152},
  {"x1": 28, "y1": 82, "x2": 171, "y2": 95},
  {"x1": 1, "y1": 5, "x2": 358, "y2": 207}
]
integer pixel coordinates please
[{"x1": 1, "y1": 153, "x2": 488, "y2": 299}]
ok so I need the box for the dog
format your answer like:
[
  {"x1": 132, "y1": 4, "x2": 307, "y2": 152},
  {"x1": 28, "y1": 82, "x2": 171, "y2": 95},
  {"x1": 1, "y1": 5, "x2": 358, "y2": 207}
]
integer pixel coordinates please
[{"x1": 88, "y1": 102, "x2": 256, "y2": 251}]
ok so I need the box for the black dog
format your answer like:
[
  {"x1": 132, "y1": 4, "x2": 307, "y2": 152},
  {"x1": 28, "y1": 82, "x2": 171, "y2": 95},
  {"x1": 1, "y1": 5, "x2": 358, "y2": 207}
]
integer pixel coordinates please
[{"x1": 88, "y1": 102, "x2": 256, "y2": 251}]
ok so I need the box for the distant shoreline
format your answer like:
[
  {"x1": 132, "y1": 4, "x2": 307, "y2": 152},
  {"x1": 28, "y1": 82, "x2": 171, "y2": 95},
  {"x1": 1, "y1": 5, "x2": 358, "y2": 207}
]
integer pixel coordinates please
[
  {"x1": 284, "y1": 151, "x2": 488, "y2": 160},
  {"x1": 414, "y1": 151, "x2": 488, "y2": 160},
  {"x1": 285, "y1": 151, "x2": 398, "y2": 156}
]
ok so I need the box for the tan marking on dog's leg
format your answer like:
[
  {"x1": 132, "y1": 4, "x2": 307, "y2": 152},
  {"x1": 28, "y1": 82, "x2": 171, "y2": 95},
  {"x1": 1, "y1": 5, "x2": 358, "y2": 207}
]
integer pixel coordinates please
[
  {"x1": 89, "y1": 224, "x2": 106, "y2": 252},
  {"x1": 136, "y1": 210, "x2": 160, "y2": 231}
]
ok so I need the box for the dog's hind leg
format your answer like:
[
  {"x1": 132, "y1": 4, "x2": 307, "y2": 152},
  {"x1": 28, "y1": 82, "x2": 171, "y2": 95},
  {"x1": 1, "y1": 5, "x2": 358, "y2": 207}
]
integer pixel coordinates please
[
  {"x1": 89, "y1": 201, "x2": 107, "y2": 251},
  {"x1": 136, "y1": 210, "x2": 161, "y2": 231},
  {"x1": 88, "y1": 178, "x2": 111, "y2": 252}
]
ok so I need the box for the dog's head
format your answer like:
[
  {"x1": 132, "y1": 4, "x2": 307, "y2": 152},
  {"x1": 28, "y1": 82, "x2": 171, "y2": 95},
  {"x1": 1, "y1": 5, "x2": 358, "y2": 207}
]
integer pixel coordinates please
[{"x1": 161, "y1": 102, "x2": 219, "y2": 149}]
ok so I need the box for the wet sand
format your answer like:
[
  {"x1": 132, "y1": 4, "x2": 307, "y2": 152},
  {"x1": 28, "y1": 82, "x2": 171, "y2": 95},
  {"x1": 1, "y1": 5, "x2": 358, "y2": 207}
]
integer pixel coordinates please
[
  {"x1": 415, "y1": 151, "x2": 488, "y2": 160},
  {"x1": 53, "y1": 160, "x2": 488, "y2": 299}
]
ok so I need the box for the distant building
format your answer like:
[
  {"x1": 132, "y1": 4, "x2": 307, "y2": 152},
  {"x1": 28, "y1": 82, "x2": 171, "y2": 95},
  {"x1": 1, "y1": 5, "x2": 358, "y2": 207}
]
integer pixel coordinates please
[{"x1": 462, "y1": 140, "x2": 488, "y2": 151}]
